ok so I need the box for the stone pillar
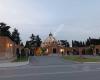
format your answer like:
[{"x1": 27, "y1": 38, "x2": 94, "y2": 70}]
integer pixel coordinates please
[
  {"x1": 79, "y1": 48, "x2": 83, "y2": 57},
  {"x1": 93, "y1": 49, "x2": 96, "y2": 56}
]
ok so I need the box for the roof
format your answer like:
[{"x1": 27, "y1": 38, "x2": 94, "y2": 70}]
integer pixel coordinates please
[{"x1": 44, "y1": 33, "x2": 57, "y2": 43}]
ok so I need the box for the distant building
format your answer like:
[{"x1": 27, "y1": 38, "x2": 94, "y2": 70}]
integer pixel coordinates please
[
  {"x1": 0, "y1": 36, "x2": 22, "y2": 60},
  {"x1": 41, "y1": 33, "x2": 100, "y2": 56},
  {"x1": 41, "y1": 33, "x2": 67, "y2": 55}
]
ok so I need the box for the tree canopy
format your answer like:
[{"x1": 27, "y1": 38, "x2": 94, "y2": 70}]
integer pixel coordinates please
[
  {"x1": 0, "y1": 22, "x2": 21, "y2": 45},
  {"x1": 72, "y1": 37, "x2": 100, "y2": 47},
  {"x1": 0, "y1": 22, "x2": 11, "y2": 37},
  {"x1": 60, "y1": 40, "x2": 70, "y2": 47},
  {"x1": 12, "y1": 28, "x2": 21, "y2": 44},
  {"x1": 25, "y1": 34, "x2": 42, "y2": 49}
]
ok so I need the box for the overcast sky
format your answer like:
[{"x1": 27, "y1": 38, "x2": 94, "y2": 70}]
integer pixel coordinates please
[{"x1": 0, "y1": 0, "x2": 100, "y2": 43}]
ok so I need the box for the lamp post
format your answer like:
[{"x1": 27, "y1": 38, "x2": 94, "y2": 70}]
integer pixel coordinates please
[{"x1": 60, "y1": 49, "x2": 64, "y2": 56}]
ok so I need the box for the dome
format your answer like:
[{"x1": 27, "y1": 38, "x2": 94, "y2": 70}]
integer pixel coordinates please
[
  {"x1": 44, "y1": 33, "x2": 57, "y2": 43},
  {"x1": 41, "y1": 33, "x2": 58, "y2": 47}
]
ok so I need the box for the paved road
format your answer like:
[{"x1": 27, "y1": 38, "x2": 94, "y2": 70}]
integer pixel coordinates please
[
  {"x1": 0, "y1": 56, "x2": 100, "y2": 80},
  {"x1": 29, "y1": 56, "x2": 78, "y2": 66}
]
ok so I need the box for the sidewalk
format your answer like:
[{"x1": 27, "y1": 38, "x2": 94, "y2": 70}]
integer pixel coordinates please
[{"x1": 0, "y1": 61, "x2": 29, "y2": 68}]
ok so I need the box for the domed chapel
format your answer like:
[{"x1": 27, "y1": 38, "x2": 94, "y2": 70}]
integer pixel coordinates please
[{"x1": 41, "y1": 33, "x2": 66, "y2": 55}]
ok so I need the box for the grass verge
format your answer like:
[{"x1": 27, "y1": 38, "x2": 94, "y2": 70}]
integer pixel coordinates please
[
  {"x1": 63, "y1": 55, "x2": 100, "y2": 62},
  {"x1": 13, "y1": 56, "x2": 28, "y2": 62}
]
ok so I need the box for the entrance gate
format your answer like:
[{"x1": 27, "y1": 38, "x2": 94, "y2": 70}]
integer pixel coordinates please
[{"x1": 53, "y1": 48, "x2": 57, "y2": 53}]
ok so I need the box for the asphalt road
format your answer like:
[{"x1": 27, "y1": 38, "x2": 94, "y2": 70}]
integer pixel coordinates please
[{"x1": 0, "y1": 56, "x2": 100, "y2": 80}]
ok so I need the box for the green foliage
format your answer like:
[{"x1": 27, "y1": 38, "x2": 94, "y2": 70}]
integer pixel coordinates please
[
  {"x1": 12, "y1": 28, "x2": 21, "y2": 44},
  {"x1": 0, "y1": 22, "x2": 11, "y2": 37},
  {"x1": 60, "y1": 40, "x2": 70, "y2": 47},
  {"x1": 25, "y1": 34, "x2": 42, "y2": 49},
  {"x1": 72, "y1": 37, "x2": 100, "y2": 47},
  {"x1": 41, "y1": 47, "x2": 46, "y2": 53},
  {"x1": 86, "y1": 37, "x2": 100, "y2": 46},
  {"x1": 72, "y1": 40, "x2": 85, "y2": 47},
  {"x1": 25, "y1": 41, "x2": 31, "y2": 49},
  {"x1": 14, "y1": 56, "x2": 28, "y2": 62},
  {"x1": 64, "y1": 55, "x2": 100, "y2": 62},
  {"x1": 0, "y1": 22, "x2": 21, "y2": 45},
  {"x1": 85, "y1": 48, "x2": 93, "y2": 55}
]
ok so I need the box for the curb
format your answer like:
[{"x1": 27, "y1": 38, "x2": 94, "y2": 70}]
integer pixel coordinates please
[
  {"x1": 0, "y1": 61, "x2": 29, "y2": 68},
  {"x1": 83, "y1": 62, "x2": 100, "y2": 64}
]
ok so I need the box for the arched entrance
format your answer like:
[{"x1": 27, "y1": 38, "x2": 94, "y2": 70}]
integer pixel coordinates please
[
  {"x1": 82, "y1": 49, "x2": 86, "y2": 55},
  {"x1": 73, "y1": 49, "x2": 79, "y2": 55},
  {"x1": 16, "y1": 48, "x2": 20, "y2": 57},
  {"x1": 85, "y1": 48, "x2": 93, "y2": 55},
  {"x1": 96, "y1": 49, "x2": 100, "y2": 55},
  {"x1": 53, "y1": 48, "x2": 57, "y2": 53}
]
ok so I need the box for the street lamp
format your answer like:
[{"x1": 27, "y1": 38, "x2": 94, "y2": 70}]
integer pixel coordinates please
[
  {"x1": 9, "y1": 44, "x2": 12, "y2": 47},
  {"x1": 60, "y1": 49, "x2": 64, "y2": 56},
  {"x1": 7, "y1": 43, "x2": 12, "y2": 48},
  {"x1": 60, "y1": 49, "x2": 64, "y2": 53}
]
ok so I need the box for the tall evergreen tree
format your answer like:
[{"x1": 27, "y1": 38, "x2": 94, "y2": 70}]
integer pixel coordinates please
[
  {"x1": 29, "y1": 34, "x2": 42, "y2": 48},
  {"x1": 25, "y1": 41, "x2": 31, "y2": 48},
  {"x1": 30, "y1": 34, "x2": 35, "y2": 42},
  {"x1": 72, "y1": 40, "x2": 74, "y2": 47},
  {"x1": 60, "y1": 40, "x2": 70, "y2": 47},
  {"x1": 36, "y1": 35, "x2": 42, "y2": 47},
  {"x1": 30, "y1": 34, "x2": 36, "y2": 47},
  {"x1": 12, "y1": 28, "x2": 21, "y2": 44}
]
